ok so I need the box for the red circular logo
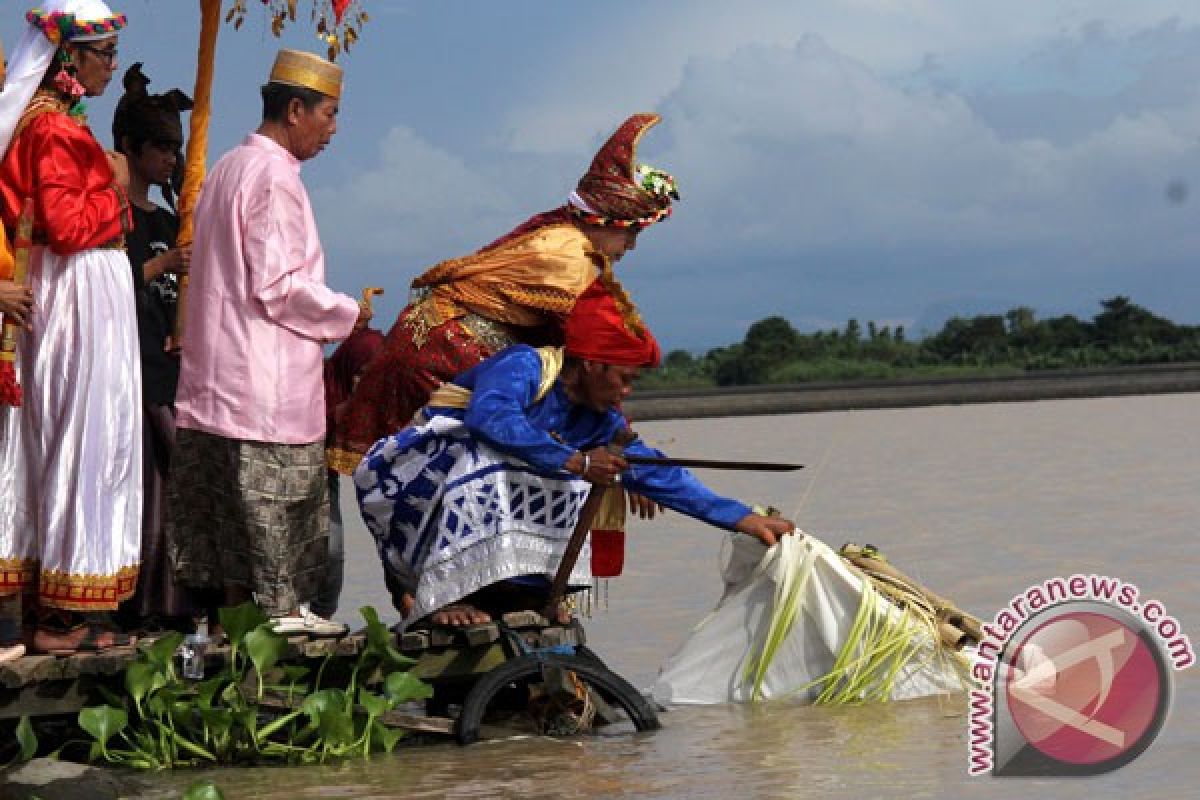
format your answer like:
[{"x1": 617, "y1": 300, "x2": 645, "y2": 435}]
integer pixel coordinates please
[{"x1": 1005, "y1": 610, "x2": 1163, "y2": 767}]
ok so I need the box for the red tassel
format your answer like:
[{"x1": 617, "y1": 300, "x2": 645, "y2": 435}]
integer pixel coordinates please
[
  {"x1": 0, "y1": 361, "x2": 21, "y2": 406},
  {"x1": 332, "y1": 0, "x2": 351, "y2": 24},
  {"x1": 590, "y1": 529, "x2": 625, "y2": 578}
]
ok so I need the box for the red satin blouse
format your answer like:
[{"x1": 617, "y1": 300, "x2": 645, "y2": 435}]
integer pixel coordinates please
[{"x1": 0, "y1": 110, "x2": 130, "y2": 256}]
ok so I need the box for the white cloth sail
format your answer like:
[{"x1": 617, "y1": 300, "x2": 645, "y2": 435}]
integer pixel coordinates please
[{"x1": 652, "y1": 532, "x2": 970, "y2": 705}]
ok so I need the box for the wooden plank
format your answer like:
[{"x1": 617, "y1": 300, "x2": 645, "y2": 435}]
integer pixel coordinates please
[
  {"x1": 378, "y1": 710, "x2": 455, "y2": 736},
  {"x1": 430, "y1": 629, "x2": 456, "y2": 647},
  {"x1": 23, "y1": 656, "x2": 65, "y2": 685},
  {"x1": 69, "y1": 648, "x2": 137, "y2": 677},
  {"x1": 334, "y1": 635, "x2": 363, "y2": 657},
  {"x1": 500, "y1": 610, "x2": 549, "y2": 628},
  {"x1": 410, "y1": 643, "x2": 508, "y2": 682},
  {"x1": 462, "y1": 623, "x2": 500, "y2": 648},
  {"x1": 399, "y1": 631, "x2": 430, "y2": 652},
  {"x1": 0, "y1": 681, "x2": 96, "y2": 720}
]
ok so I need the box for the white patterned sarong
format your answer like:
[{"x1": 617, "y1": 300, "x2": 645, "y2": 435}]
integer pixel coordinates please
[{"x1": 354, "y1": 414, "x2": 592, "y2": 626}]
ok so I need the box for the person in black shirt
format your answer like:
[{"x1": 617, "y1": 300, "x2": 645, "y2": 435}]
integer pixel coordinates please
[{"x1": 112, "y1": 63, "x2": 194, "y2": 629}]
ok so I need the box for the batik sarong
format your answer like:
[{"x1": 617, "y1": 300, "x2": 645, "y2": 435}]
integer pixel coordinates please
[
  {"x1": 167, "y1": 429, "x2": 328, "y2": 615},
  {"x1": 355, "y1": 413, "x2": 593, "y2": 626}
]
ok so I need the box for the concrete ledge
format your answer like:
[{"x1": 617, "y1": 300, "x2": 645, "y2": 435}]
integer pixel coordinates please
[{"x1": 624, "y1": 363, "x2": 1200, "y2": 421}]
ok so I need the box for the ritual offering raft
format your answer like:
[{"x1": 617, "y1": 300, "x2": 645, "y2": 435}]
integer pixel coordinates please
[
  {"x1": 0, "y1": 604, "x2": 659, "y2": 767},
  {"x1": 652, "y1": 533, "x2": 979, "y2": 705}
]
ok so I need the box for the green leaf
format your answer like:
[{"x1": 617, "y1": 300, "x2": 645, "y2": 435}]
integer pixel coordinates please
[
  {"x1": 78, "y1": 705, "x2": 128, "y2": 747},
  {"x1": 384, "y1": 670, "x2": 433, "y2": 703},
  {"x1": 360, "y1": 606, "x2": 415, "y2": 667},
  {"x1": 170, "y1": 699, "x2": 196, "y2": 728},
  {"x1": 316, "y1": 707, "x2": 355, "y2": 747},
  {"x1": 243, "y1": 624, "x2": 286, "y2": 678},
  {"x1": 220, "y1": 681, "x2": 245, "y2": 710},
  {"x1": 199, "y1": 707, "x2": 234, "y2": 738},
  {"x1": 143, "y1": 631, "x2": 185, "y2": 668},
  {"x1": 184, "y1": 779, "x2": 226, "y2": 800},
  {"x1": 15, "y1": 716, "x2": 37, "y2": 763},
  {"x1": 125, "y1": 661, "x2": 168, "y2": 713},
  {"x1": 280, "y1": 664, "x2": 310, "y2": 683},
  {"x1": 367, "y1": 724, "x2": 405, "y2": 753},
  {"x1": 145, "y1": 692, "x2": 168, "y2": 717},
  {"x1": 170, "y1": 731, "x2": 217, "y2": 763},
  {"x1": 357, "y1": 689, "x2": 389, "y2": 717},
  {"x1": 194, "y1": 675, "x2": 227, "y2": 710},
  {"x1": 370, "y1": 719, "x2": 405, "y2": 753},
  {"x1": 219, "y1": 602, "x2": 269, "y2": 649},
  {"x1": 301, "y1": 688, "x2": 348, "y2": 723}
]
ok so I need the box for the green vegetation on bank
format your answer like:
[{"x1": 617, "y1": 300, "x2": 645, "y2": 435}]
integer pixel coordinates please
[{"x1": 638, "y1": 297, "x2": 1200, "y2": 389}]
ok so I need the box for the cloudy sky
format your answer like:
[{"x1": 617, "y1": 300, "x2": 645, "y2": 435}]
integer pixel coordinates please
[{"x1": 5, "y1": 1, "x2": 1200, "y2": 349}]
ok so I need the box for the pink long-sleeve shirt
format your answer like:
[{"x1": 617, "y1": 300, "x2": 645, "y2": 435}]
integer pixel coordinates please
[{"x1": 175, "y1": 134, "x2": 360, "y2": 444}]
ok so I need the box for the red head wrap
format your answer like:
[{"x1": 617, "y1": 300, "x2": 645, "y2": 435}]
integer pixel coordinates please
[
  {"x1": 564, "y1": 279, "x2": 661, "y2": 367},
  {"x1": 572, "y1": 113, "x2": 678, "y2": 228}
]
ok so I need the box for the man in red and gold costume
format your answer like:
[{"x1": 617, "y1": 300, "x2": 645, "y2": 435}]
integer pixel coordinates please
[
  {"x1": 327, "y1": 113, "x2": 680, "y2": 473},
  {"x1": 0, "y1": 0, "x2": 140, "y2": 657}
]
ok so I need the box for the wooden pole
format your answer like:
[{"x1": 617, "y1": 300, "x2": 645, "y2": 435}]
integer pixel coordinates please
[
  {"x1": 544, "y1": 428, "x2": 637, "y2": 619},
  {"x1": 173, "y1": 0, "x2": 222, "y2": 346}
]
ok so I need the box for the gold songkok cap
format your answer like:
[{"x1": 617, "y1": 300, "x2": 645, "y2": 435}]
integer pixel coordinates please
[{"x1": 269, "y1": 49, "x2": 342, "y2": 100}]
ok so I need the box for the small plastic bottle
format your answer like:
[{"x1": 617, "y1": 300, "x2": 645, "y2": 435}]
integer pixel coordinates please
[{"x1": 181, "y1": 622, "x2": 210, "y2": 681}]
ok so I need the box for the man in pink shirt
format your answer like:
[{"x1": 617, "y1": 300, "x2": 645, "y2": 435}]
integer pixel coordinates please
[{"x1": 167, "y1": 50, "x2": 367, "y2": 637}]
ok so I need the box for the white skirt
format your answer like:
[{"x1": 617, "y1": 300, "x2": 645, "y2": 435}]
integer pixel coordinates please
[{"x1": 0, "y1": 245, "x2": 142, "y2": 610}]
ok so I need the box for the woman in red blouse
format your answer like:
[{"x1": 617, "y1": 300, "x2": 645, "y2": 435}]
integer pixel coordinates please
[{"x1": 0, "y1": 1, "x2": 142, "y2": 656}]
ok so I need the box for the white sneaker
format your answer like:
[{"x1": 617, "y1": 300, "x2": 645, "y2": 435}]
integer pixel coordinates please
[{"x1": 270, "y1": 605, "x2": 348, "y2": 638}]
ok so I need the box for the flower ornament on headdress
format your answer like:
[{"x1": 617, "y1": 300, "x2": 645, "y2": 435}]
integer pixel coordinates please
[
  {"x1": 26, "y1": 8, "x2": 127, "y2": 44},
  {"x1": 636, "y1": 164, "x2": 680, "y2": 202},
  {"x1": 570, "y1": 113, "x2": 679, "y2": 229}
]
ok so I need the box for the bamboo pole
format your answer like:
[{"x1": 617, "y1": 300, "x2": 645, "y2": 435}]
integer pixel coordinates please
[{"x1": 173, "y1": 0, "x2": 222, "y2": 346}]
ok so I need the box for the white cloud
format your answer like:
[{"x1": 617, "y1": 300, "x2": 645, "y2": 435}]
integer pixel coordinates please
[
  {"x1": 621, "y1": 28, "x2": 1200, "y2": 343},
  {"x1": 312, "y1": 125, "x2": 517, "y2": 271},
  {"x1": 310, "y1": 9, "x2": 1200, "y2": 347}
]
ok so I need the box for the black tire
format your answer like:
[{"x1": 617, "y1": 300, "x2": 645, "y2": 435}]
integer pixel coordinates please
[{"x1": 456, "y1": 652, "x2": 660, "y2": 745}]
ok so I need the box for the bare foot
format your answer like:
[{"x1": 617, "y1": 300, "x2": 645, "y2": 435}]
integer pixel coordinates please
[
  {"x1": 33, "y1": 625, "x2": 134, "y2": 655},
  {"x1": 430, "y1": 603, "x2": 492, "y2": 627}
]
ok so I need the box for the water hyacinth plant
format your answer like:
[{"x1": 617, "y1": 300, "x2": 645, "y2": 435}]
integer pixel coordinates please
[{"x1": 73, "y1": 604, "x2": 431, "y2": 768}]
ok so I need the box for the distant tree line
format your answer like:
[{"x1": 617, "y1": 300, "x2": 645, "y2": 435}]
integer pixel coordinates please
[{"x1": 639, "y1": 296, "x2": 1200, "y2": 389}]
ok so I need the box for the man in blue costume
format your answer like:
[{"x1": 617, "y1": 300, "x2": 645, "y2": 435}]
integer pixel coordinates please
[{"x1": 355, "y1": 278, "x2": 796, "y2": 626}]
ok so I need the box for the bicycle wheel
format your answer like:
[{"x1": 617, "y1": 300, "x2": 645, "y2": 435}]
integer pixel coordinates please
[{"x1": 456, "y1": 652, "x2": 660, "y2": 745}]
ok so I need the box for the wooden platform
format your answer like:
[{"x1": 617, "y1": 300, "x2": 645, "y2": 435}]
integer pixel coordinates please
[{"x1": 0, "y1": 611, "x2": 585, "y2": 720}]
